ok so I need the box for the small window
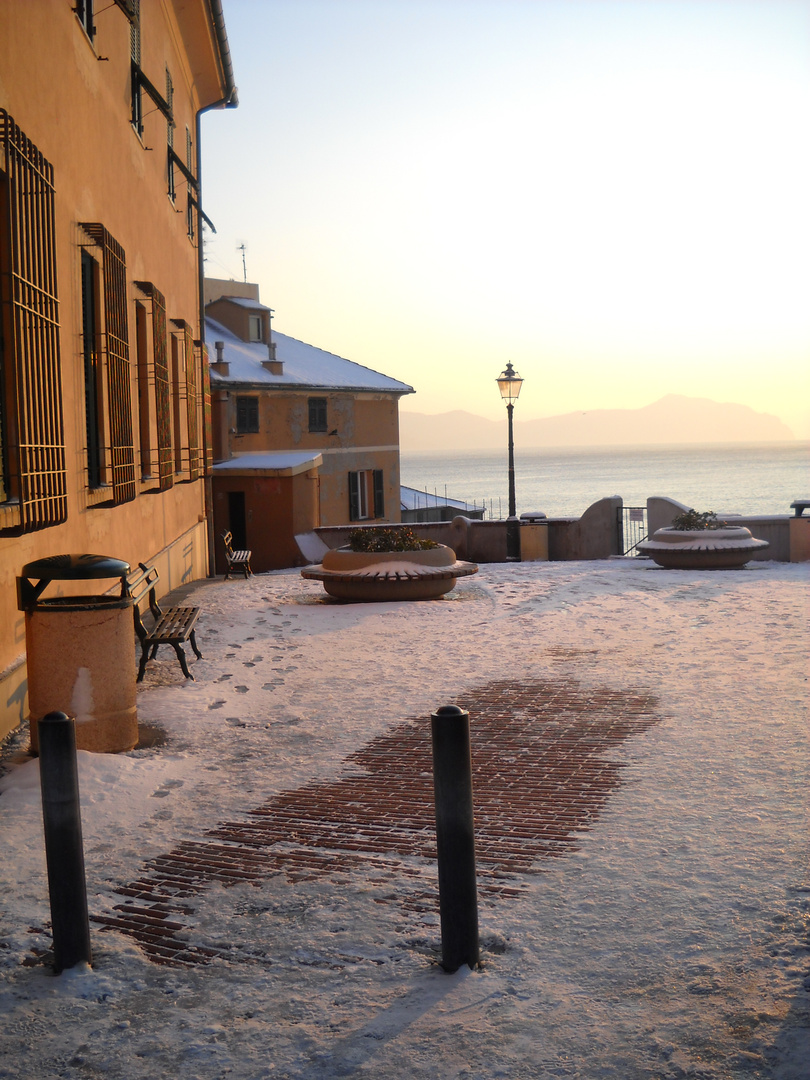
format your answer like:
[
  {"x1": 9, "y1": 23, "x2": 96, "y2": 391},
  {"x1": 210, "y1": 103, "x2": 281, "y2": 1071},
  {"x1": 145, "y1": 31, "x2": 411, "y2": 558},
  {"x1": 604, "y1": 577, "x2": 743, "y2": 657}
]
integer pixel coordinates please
[
  {"x1": 308, "y1": 397, "x2": 327, "y2": 433},
  {"x1": 75, "y1": 0, "x2": 94, "y2": 40},
  {"x1": 236, "y1": 396, "x2": 259, "y2": 434},
  {"x1": 166, "y1": 70, "x2": 175, "y2": 202},
  {"x1": 130, "y1": 0, "x2": 143, "y2": 135},
  {"x1": 248, "y1": 315, "x2": 263, "y2": 342}
]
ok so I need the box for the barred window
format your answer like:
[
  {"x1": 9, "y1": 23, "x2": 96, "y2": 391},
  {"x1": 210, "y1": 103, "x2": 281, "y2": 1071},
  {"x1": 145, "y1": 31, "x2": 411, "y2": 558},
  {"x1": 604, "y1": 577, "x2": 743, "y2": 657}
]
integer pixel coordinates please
[
  {"x1": 133, "y1": 281, "x2": 173, "y2": 490},
  {"x1": 79, "y1": 223, "x2": 136, "y2": 505},
  {"x1": 168, "y1": 319, "x2": 202, "y2": 479},
  {"x1": 81, "y1": 250, "x2": 103, "y2": 488},
  {"x1": 170, "y1": 330, "x2": 185, "y2": 472},
  {"x1": 182, "y1": 323, "x2": 202, "y2": 481},
  {"x1": 0, "y1": 109, "x2": 67, "y2": 532}
]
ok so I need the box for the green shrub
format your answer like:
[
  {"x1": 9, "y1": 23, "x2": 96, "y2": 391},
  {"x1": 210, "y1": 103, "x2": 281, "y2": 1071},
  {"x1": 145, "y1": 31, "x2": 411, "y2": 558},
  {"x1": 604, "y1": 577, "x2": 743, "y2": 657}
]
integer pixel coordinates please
[
  {"x1": 349, "y1": 527, "x2": 439, "y2": 552},
  {"x1": 671, "y1": 509, "x2": 725, "y2": 531}
]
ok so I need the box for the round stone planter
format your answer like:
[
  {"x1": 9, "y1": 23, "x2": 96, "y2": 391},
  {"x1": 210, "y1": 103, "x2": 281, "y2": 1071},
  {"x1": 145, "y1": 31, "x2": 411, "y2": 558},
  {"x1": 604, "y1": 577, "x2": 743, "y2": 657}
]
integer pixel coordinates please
[
  {"x1": 301, "y1": 544, "x2": 478, "y2": 602},
  {"x1": 637, "y1": 526, "x2": 769, "y2": 569}
]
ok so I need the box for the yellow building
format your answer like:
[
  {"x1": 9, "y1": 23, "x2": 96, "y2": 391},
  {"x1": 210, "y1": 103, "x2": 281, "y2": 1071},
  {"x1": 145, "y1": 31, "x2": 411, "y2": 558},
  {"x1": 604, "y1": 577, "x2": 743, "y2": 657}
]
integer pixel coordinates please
[
  {"x1": 0, "y1": 1, "x2": 236, "y2": 739},
  {"x1": 204, "y1": 282, "x2": 414, "y2": 571}
]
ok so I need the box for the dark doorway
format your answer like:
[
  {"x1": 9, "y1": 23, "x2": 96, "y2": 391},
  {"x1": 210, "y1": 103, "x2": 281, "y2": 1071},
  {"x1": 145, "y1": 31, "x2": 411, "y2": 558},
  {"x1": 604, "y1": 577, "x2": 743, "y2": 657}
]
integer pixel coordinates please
[{"x1": 228, "y1": 491, "x2": 247, "y2": 551}]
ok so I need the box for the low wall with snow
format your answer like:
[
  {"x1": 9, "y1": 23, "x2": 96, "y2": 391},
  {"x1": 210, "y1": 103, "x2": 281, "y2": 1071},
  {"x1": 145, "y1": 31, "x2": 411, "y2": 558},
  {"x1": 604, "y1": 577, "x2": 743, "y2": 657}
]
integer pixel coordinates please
[
  {"x1": 546, "y1": 497, "x2": 623, "y2": 561},
  {"x1": 315, "y1": 497, "x2": 802, "y2": 565}
]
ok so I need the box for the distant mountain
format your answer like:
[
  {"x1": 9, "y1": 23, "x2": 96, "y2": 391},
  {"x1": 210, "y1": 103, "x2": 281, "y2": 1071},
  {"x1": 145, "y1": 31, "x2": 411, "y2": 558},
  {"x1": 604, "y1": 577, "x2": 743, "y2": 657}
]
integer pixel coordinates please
[{"x1": 399, "y1": 395, "x2": 795, "y2": 451}]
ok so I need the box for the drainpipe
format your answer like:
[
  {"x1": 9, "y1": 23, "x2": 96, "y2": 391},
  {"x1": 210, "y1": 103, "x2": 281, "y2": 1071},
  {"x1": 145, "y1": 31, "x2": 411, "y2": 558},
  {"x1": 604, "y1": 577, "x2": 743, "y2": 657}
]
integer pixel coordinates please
[{"x1": 195, "y1": 0, "x2": 238, "y2": 576}]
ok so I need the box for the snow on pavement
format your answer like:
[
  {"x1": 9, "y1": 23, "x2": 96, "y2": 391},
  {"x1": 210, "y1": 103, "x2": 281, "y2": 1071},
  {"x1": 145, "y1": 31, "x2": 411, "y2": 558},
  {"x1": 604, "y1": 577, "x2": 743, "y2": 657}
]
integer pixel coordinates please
[{"x1": 0, "y1": 558, "x2": 807, "y2": 1079}]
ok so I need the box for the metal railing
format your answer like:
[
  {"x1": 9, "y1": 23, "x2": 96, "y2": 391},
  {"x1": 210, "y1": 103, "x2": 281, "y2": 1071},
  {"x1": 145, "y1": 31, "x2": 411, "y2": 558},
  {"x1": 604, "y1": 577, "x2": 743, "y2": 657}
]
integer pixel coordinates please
[{"x1": 619, "y1": 506, "x2": 648, "y2": 556}]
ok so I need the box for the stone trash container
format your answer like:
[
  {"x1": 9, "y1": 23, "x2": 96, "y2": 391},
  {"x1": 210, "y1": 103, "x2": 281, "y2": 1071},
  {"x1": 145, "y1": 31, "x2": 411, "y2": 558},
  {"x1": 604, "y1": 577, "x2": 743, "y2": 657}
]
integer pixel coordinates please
[
  {"x1": 18, "y1": 554, "x2": 137, "y2": 754},
  {"x1": 519, "y1": 511, "x2": 549, "y2": 562}
]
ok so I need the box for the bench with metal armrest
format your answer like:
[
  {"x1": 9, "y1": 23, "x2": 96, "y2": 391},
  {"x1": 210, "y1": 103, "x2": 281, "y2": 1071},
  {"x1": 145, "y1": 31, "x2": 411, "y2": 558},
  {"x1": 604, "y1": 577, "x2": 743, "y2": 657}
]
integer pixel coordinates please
[{"x1": 127, "y1": 562, "x2": 202, "y2": 682}]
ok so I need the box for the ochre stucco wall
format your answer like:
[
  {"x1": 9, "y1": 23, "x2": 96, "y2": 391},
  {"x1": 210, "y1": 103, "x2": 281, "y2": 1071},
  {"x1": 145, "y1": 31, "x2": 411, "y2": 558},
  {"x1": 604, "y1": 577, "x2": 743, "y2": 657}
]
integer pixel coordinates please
[
  {"x1": 0, "y1": 2, "x2": 227, "y2": 739},
  {"x1": 212, "y1": 470, "x2": 320, "y2": 572},
  {"x1": 217, "y1": 390, "x2": 403, "y2": 528}
]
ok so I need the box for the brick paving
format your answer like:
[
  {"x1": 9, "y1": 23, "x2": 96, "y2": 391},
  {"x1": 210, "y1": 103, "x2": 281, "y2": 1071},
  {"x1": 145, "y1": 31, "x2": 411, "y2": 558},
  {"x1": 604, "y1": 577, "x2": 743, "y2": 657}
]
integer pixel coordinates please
[{"x1": 92, "y1": 677, "x2": 659, "y2": 966}]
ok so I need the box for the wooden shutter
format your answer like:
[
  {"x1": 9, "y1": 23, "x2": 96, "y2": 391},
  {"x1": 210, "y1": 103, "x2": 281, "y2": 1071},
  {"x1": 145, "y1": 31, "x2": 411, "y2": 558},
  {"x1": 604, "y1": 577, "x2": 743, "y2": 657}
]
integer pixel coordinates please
[
  {"x1": 373, "y1": 469, "x2": 384, "y2": 518},
  {"x1": 348, "y1": 471, "x2": 360, "y2": 521}
]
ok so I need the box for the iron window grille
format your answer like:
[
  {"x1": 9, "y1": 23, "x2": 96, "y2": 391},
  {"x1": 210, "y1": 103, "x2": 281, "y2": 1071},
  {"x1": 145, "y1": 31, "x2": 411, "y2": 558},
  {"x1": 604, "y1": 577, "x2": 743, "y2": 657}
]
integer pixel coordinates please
[
  {"x1": 81, "y1": 250, "x2": 103, "y2": 489},
  {"x1": 133, "y1": 281, "x2": 173, "y2": 490},
  {"x1": 0, "y1": 109, "x2": 68, "y2": 532},
  {"x1": 202, "y1": 344, "x2": 213, "y2": 472},
  {"x1": 79, "y1": 223, "x2": 136, "y2": 505},
  {"x1": 170, "y1": 318, "x2": 202, "y2": 481}
]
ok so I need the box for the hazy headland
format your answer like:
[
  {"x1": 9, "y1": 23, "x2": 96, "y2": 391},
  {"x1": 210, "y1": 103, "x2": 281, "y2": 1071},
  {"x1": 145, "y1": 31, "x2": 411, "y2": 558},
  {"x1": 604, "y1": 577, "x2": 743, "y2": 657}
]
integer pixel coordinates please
[{"x1": 399, "y1": 394, "x2": 795, "y2": 452}]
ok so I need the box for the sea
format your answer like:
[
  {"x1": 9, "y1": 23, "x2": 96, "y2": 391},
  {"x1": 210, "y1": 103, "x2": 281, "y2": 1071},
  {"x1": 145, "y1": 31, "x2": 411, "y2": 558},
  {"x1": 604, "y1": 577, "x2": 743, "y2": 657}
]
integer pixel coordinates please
[{"x1": 400, "y1": 442, "x2": 810, "y2": 519}]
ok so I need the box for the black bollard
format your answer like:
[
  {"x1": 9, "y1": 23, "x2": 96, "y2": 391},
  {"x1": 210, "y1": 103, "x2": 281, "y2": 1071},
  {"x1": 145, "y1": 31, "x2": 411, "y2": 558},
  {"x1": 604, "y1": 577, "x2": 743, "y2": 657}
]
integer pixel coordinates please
[
  {"x1": 431, "y1": 705, "x2": 480, "y2": 972},
  {"x1": 38, "y1": 711, "x2": 92, "y2": 973}
]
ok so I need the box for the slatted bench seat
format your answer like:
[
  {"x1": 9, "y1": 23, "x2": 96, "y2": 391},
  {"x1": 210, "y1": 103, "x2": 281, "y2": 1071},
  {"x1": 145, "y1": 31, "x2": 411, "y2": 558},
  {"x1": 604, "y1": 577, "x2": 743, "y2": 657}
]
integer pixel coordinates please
[
  {"x1": 222, "y1": 531, "x2": 252, "y2": 579},
  {"x1": 127, "y1": 563, "x2": 202, "y2": 682}
]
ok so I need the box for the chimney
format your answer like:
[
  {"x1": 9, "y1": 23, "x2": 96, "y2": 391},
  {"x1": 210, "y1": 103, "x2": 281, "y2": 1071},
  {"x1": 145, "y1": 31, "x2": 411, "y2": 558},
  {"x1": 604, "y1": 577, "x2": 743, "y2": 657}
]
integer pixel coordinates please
[
  {"x1": 262, "y1": 338, "x2": 283, "y2": 375},
  {"x1": 210, "y1": 340, "x2": 230, "y2": 376}
]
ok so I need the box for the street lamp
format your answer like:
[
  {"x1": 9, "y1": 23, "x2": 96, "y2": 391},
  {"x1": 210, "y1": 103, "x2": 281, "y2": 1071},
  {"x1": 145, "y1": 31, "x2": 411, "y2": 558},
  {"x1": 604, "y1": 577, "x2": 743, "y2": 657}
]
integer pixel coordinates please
[{"x1": 496, "y1": 362, "x2": 524, "y2": 561}]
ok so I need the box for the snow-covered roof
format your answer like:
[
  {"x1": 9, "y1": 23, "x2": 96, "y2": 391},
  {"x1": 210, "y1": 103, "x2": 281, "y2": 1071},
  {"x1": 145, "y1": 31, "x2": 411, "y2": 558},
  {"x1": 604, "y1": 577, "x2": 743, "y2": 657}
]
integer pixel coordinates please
[
  {"x1": 212, "y1": 451, "x2": 322, "y2": 475},
  {"x1": 400, "y1": 485, "x2": 478, "y2": 512},
  {"x1": 206, "y1": 316, "x2": 414, "y2": 395},
  {"x1": 212, "y1": 296, "x2": 271, "y2": 312}
]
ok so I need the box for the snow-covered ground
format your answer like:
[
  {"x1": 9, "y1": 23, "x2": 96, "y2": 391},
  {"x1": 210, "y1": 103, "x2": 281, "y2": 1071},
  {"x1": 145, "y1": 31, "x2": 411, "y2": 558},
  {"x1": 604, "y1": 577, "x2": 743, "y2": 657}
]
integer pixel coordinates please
[{"x1": 1, "y1": 558, "x2": 807, "y2": 1079}]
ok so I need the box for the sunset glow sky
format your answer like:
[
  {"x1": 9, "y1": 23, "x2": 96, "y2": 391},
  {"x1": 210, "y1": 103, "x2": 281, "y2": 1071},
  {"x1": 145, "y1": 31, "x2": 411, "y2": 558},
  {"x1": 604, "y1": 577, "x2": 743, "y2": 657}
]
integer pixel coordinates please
[{"x1": 201, "y1": 0, "x2": 810, "y2": 436}]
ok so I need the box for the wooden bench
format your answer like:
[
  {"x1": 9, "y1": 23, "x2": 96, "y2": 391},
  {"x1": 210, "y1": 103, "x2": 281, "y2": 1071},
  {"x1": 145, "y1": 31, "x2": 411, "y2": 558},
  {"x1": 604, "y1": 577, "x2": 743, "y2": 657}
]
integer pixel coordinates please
[
  {"x1": 222, "y1": 531, "x2": 252, "y2": 579},
  {"x1": 127, "y1": 563, "x2": 202, "y2": 682}
]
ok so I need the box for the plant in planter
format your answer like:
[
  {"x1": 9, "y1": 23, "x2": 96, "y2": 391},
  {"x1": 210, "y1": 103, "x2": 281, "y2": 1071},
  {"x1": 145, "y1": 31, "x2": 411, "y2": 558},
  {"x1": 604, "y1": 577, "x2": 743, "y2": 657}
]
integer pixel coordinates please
[
  {"x1": 638, "y1": 508, "x2": 769, "y2": 569},
  {"x1": 348, "y1": 527, "x2": 438, "y2": 552},
  {"x1": 670, "y1": 509, "x2": 724, "y2": 530},
  {"x1": 301, "y1": 526, "x2": 477, "y2": 601}
]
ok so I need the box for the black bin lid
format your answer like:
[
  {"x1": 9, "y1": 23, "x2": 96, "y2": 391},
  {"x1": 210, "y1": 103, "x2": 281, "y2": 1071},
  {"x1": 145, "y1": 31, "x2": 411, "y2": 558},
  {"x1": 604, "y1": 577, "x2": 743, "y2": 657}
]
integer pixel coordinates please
[{"x1": 20, "y1": 554, "x2": 131, "y2": 581}]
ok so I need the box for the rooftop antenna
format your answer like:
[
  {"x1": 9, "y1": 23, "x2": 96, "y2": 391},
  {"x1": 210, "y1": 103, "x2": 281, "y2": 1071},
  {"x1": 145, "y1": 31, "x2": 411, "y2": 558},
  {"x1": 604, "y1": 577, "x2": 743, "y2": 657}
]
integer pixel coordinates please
[{"x1": 237, "y1": 242, "x2": 247, "y2": 283}]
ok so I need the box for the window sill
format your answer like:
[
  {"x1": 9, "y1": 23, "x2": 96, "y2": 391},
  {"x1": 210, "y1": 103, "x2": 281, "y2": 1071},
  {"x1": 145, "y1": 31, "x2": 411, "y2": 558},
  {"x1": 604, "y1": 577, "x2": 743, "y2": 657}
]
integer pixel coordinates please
[
  {"x1": 0, "y1": 500, "x2": 22, "y2": 532},
  {"x1": 87, "y1": 485, "x2": 113, "y2": 507}
]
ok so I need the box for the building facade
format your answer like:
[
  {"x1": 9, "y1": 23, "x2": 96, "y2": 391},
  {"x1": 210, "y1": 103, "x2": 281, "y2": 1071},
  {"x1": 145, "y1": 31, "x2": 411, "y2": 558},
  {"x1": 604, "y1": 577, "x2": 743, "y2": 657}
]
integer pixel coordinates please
[
  {"x1": 0, "y1": 1, "x2": 236, "y2": 739},
  {"x1": 205, "y1": 282, "x2": 414, "y2": 571}
]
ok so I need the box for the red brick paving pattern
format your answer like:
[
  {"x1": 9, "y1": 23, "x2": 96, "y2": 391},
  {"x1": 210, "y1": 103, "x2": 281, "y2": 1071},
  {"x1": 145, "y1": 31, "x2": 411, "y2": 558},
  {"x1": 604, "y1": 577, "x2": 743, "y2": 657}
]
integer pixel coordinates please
[{"x1": 92, "y1": 678, "x2": 659, "y2": 966}]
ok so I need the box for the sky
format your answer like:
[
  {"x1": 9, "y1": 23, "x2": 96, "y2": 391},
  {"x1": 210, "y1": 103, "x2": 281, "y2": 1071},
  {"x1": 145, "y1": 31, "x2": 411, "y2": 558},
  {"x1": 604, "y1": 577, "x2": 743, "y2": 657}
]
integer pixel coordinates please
[{"x1": 201, "y1": 0, "x2": 810, "y2": 436}]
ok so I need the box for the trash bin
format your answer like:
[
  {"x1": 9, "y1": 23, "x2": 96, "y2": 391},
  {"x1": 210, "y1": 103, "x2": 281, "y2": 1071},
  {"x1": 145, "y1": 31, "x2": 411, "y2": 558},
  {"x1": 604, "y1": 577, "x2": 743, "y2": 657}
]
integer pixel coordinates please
[
  {"x1": 18, "y1": 554, "x2": 136, "y2": 754},
  {"x1": 519, "y1": 512, "x2": 549, "y2": 562}
]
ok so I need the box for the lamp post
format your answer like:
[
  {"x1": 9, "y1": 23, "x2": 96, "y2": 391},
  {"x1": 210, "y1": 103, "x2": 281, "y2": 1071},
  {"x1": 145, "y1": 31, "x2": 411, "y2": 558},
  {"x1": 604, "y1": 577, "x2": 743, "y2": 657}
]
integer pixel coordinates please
[{"x1": 496, "y1": 362, "x2": 524, "y2": 561}]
